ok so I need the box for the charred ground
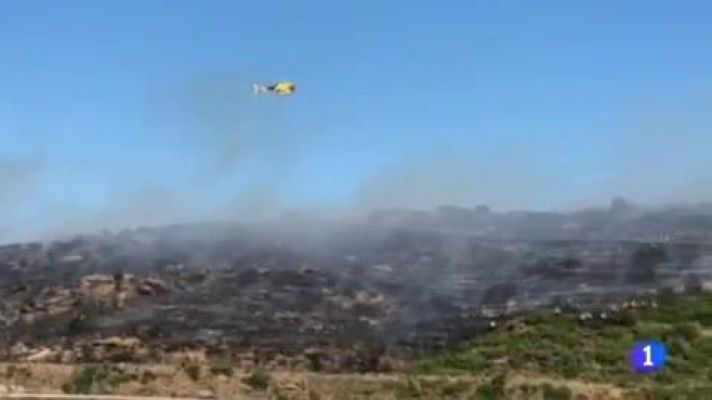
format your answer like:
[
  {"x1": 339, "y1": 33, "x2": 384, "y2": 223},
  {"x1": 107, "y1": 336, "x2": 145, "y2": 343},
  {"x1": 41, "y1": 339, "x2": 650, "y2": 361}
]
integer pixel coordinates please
[{"x1": 1, "y1": 201, "x2": 712, "y2": 374}]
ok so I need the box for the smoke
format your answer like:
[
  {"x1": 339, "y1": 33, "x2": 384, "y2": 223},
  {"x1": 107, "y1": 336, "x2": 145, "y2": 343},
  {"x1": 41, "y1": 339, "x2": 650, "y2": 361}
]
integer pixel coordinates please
[
  {"x1": 5, "y1": 74, "x2": 712, "y2": 244},
  {"x1": 178, "y1": 73, "x2": 304, "y2": 180},
  {"x1": 40, "y1": 184, "x2": 196, "y2": 239},
  {"x1": 0, "y1": 157, "x2": 42, "y2": 208},
  {"x1": 613, "y1": 94, "x2": 712, "y2": 205},
  {"x1": 24, "y1": 72, "x2": 309, "y2": 241},
  {"x1": 0, "y1": 156, "x2": 44, "y2": 243},
  {"x1": 357, "y1": 89, "x2": 712, "y2": 212},
  {"x1": 356, "y1": 143, "x2": 552, "y2": 211}
]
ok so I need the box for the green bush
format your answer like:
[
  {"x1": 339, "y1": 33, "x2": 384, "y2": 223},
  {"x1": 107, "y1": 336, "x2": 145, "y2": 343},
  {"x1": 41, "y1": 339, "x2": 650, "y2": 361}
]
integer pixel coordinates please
[
  {"x1": 439, "y1": 379, "x2": 472, "y2": 397},
  {"x1": 673, "y1": 322, "x2": 702, "y2": 341},
  {"x1": 65, "y1": 367, "x2": 102, "y2": 394},
  {"x1": 636, "y1": 386, "x2": 712, "y2": 400},
  {"x1": 140, "y1": 371, "x2": 157, "y2": 384},
  {"x1": 64, "y1": 365, "x2": 135, "y2": 394},
  {"x1": 693, "y1": 310, "x2": 712, "y2": 326},
  {"x1": 183, "y1": 363, "x2": 201, "y2": 381},
  {"x1": 418, "y1": 293, "x2": 712, "y2": 391},
  {"x1": 209, "y1": 361, "x2": 234, "y2": 377},
  {"x1": 66, "y1": 310, "x2": 100, "y2": 336},
  {"x1": 419, "y1": 352, "x2": 489, "y2": 374},
  {"x1": 470, "y1": 374, "x2": 506, "y2": 400},
  {"x1": 243, "y1": 369, "x2": 271, "y2": 391},
  {"x1": 394, "y1": 377, "x2": 422, "y2": 398},
  {"x1": 541, "y1": 383, "x2": 572, "y2": 400},
  {"x1": 5, "y1": 365, "x2": 31, "y2": 379}
]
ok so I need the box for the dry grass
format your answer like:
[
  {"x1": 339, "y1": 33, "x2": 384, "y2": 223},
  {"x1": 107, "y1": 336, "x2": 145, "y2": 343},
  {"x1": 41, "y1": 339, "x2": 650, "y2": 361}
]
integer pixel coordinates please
[{"x1": 0, "y1": 363, "x2": 650, "y2": 399}]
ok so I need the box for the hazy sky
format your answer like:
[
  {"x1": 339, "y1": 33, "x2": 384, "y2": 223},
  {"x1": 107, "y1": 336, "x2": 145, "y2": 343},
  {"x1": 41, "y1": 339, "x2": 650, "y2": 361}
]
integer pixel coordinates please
[{"x1": 2, "y1": 1, "x2": 712, "y2": 240}]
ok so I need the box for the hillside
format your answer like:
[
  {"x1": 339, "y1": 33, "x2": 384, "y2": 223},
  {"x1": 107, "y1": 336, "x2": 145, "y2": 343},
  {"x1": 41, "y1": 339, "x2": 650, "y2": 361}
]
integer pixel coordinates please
[{"x1": 0, "y1": 293, "x2": 711, "y2": 399}]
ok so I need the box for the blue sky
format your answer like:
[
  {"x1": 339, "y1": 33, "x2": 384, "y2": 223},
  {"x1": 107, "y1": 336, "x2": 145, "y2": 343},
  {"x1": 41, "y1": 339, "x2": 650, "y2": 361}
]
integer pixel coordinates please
[{"x1": 2, "y1": 1, "x2": 712, "y2": 239}]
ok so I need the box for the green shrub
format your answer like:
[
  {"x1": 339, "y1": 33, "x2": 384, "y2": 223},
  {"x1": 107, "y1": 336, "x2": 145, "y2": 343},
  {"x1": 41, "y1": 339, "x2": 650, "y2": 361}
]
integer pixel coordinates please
[
  {"x1": 243, "y1": 369, "x2": 271, "y2": 391},
  {"x1": 66, "y1": 367, "x2": 102, "y2": 394},
  {"x1": 542, "y1": 383, "x2": 572, "y2": 400},
  {"x1": 66, "y1": 311, "x2": 100, "y2": 336},
  {"x1": 419, "y1": 352, "x2": 489, "y2": 374},
  {"x1": 5, "y1": 365, "x2": 31, "y2": 379},
  {"x1": 418, "y1": 293, "x2": 712, "y2": 390},
  {"x1": 395, "y1": 377, "x2": 422, "y2": 398},
  {"x1": 63, "y1": 365, "x2": 134, "y2": 394},
  {"x1": 673, "y1": 322, "x2": 702, "y2": 341},
  {"x1": 471, "y1": 374, "x2": 506, "y2": 400},
  {"x1": 209, "y1": 361, "x2": 234, "y2": 377},
  {"x1": 183, "y1": 363, "x2": 201, "y2": 381},
  {"x1": 305, "y1": 352, "x2": 323, "y2": 372},
  {"x1": 439, "y1": 379, "x2": 471, "y2": 397},
  {"x1": 140, "y1": 371, "x2": 157, "y2": 384},
  {"x1": 693, "y1": 310, "x2": 712, "y2": 326},
  {"x1": 636, "y1": 386, "x2": 712, "y2": 400}
]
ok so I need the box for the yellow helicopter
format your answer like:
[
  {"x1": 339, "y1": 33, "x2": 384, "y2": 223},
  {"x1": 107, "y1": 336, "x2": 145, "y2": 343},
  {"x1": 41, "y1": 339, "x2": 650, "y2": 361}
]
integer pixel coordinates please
[{"x1": 253, "y1": 81, "x2": 297, "y2": 96}]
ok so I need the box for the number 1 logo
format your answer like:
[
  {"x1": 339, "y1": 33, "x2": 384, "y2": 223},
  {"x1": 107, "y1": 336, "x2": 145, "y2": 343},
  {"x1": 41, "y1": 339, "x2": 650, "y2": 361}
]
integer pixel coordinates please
[
  {"x1": 642, "y1": 344, "x2": 653, "y2": 367},
  {"x1": 631, "y1": 341, "x2": 667, "y2": 374}
]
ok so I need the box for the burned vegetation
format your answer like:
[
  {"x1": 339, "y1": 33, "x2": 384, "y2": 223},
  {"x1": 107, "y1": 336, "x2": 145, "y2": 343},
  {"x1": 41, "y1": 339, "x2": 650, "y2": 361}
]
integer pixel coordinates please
[{"x1": 1, "y1": 203, "x2": 712, "y2": 373}]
